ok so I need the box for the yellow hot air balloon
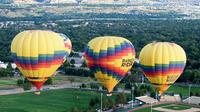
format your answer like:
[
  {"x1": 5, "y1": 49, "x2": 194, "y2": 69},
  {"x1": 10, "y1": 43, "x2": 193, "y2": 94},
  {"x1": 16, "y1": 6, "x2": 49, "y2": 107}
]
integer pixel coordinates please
[
  {"x1": 139, "y1": 42, "x2": 186, "y2": 95},
  {"x1": 11, "y1": 30, "x2": 66, "y2": 95},
  {"x1": 84, "y1": 36, "x2": 135, "y2": 95}
]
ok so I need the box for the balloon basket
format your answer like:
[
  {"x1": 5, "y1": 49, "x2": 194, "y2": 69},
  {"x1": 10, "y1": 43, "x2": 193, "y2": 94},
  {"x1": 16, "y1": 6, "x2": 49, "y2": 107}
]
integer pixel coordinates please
[
  {"x1": 35, "y1": 91, "x2": 41, "y2": 95},
  {"x1": 106, "y1": 93, "x2": 112, "y2": 96}
]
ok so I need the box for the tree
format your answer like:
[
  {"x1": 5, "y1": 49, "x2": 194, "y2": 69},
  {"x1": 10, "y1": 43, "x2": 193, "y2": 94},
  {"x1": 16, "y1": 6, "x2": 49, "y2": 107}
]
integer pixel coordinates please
[
  {"x1": 80, "y1": 83, "x2": 86, "y2": 88},
  {"x1": 45, "y1": 77, "x2": 53, "y2": 85},
  {"x1": 102, "y1": 99, "x2": 110, "y2": 110},
  {"x1": 70, "y1": 59, "x2": 75, "y2": 66},
  {"x1": 115, "y1": 93, "x2": 127, "y2": 105},
  {"x1": 70, "y1": 107, "x2": 80, "y2": 112},
  {"x1": 81, "y1": 60, "x2": 87, "y2": 67},
  {"x1": 90, "y1": 83, "x2": 99, "y2": 90},
  {"x1": 17, "y1": 78, "x2": 24, "y2": 86},
  {"x1": 89, "y1": 98, "x2": 96, "y2": 107},
  {"x1": 23, "y1": 82, "x2": 32, "y2": 91},
  {"x1": 195, "y1": 92, "x2": 200, "y2": 96}
]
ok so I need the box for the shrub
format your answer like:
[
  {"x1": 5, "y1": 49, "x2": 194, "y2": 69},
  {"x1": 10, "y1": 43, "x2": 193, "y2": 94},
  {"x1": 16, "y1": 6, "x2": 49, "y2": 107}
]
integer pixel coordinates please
[
  {"x1": 80, "y1": 83, "x2": 86, "y2": 88},
  {"x1": 115, "y1": 93, "x2": 127, "y2": 105},
  {"x1": 125, "y1": 83, "x2": 132, "y2": 90},
  {"x1": 70, "y1": 107, "x2": 80, "y2": 112},
  {"x1": 195, "y1": 92, "x2": 200, "y2": 96},
  {"x1": 17, "y1": 78, "x2": 24, "y2": 86},
  {"x1": 23, "y1": 82, "x2": 32, "y2": 91},
  {"x1": 89, "y1": 98, "x2": 95, "y2": 107},
  {"x1": 90, "y1": 83, "x2": 99, "y2": 90},
  {"x1": 45, "y1": 77, "x2": 53, "y2": 85}
]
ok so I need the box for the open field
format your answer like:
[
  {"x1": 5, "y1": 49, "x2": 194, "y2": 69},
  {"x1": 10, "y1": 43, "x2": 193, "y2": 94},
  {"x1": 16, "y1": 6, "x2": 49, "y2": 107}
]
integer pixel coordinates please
[
  {"x1": 166, "y1": 85, "x2": 200, "y2": 96},
  {"x1": 134, "y1": 103, "x2": 200, "y2": 112},
  {"x1": 0, "y1": 88, "x2": 115, "y2": 112},
  {"x1": 0, "y1": 75, "x2": 94, "y2": 88}
]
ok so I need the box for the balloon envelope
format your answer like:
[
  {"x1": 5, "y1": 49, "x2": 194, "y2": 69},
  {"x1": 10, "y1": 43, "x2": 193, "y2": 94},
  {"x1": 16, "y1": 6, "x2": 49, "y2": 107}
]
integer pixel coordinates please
[
  {"x1": 11, "y1": 30, "x2": 66, "y2": 92},
  {"x1": 139, "y1": 42, "x2": 186, "y2": 94},
  {"x1": 84, "y1": 36, "x2": 135, "y2": 94}
]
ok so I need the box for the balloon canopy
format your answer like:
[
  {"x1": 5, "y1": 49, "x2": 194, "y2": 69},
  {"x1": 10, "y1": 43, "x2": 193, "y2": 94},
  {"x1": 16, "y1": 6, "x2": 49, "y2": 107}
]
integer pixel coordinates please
[
  {"x1": 139, "y1": 42, "x2": 186, "y2": 94},
  {"x1": 84, "y1": 36, "x2": 135, "y2": 95},
  {"x1": 11, "y1": 30, "x2": 66, "y2": 93}
]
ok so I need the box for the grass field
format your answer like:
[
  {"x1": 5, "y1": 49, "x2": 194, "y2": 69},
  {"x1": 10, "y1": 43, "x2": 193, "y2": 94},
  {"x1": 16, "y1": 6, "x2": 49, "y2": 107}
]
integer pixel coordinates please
[
  {"x1": 134, "y1": 103, "x2": 199, "y2": 112},
  {"x1": 0, "y1": 88, "x2": 116, "y2": 112},
  {"x1": 0, "y1": 75, "x2": 94, "y2": 88},
  {"x1": 166, "y1": 85, "x2": 200, "y2": 96}
]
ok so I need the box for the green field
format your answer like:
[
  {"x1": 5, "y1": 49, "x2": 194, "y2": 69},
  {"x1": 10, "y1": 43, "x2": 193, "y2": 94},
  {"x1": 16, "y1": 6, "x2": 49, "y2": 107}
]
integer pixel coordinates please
[
  {"x1": 134, "y1": 103, "x2": 195, "y2": 112},
  {"x1": 166, "y1": 85, "x2": 200, "y2": 96},
  {"x1": 0, "y1": 89, "x2": 114, "y2": 112}
]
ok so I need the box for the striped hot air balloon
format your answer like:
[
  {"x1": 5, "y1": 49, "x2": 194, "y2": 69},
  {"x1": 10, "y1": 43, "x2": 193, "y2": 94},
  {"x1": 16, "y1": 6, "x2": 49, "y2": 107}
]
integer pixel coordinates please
[
  {"x1": 58, "y1": 33, "x2": 72, "y2": 59},
  {"x1": 84, "y1": 36, "x2": 135, "y2": 95},
  {"x1": 139, "y1": 42, "x2": 186, "y2": 95},
  {"x1": 11, "y1": 30, "x2": 66, "y2": 95}
]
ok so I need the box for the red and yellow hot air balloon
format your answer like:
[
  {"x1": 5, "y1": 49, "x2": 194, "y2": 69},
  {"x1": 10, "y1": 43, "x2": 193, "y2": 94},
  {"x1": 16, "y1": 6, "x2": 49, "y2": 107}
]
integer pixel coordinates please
[
  {"x1": 58, "y1": 33, "x2": 72, "y2": 61},
  {"x1": 11, "y1": 30, "x2": 66, "y2": 95},
  {"x1": 139, "y1": 42, "x2": 186, "y2": 95},
  {"x1": 84, "y1": 36, "x2": 135, "y2": 95}
]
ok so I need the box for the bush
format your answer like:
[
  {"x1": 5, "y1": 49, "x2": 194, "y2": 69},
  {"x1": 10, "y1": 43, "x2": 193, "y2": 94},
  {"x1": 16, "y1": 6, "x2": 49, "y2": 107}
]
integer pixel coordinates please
[
  {"x1": 179, "y1": 93, "x2": 183, "y2": 98},
  {"x1": 64, "y1": 67, "x2": 92, "y2": 77},
  {"x1": 23, "y1": 82, "x2": 32, "y2": 91},
  {"x1": 70, "y1": 107, "x2": 80, "y2": 112},
  {"x1": 195, "y1": 92, "x2": 200, "y2": 96},
  {"x1": 115, "y1": 93, "x2": 127, "y2": 105},
  {"x1": 125, "y1": 83, "x2": 132, "y2": 90},
  {"x1": 45, "y1": 77, "x2": 53, "y2": 85},
  {"x1": 89, "y1": 98, "x2": 95, "y2": 107},
  {"x1": 90, "y1": 83, "x2": 99, "y2": 90},
  {"x1": 0, "y1": 68, "x2": 13, "y2": 77},
  {"x1": 190, "y1": 92, "x2": 194, "y2": 96},
  {"x1": 150, "y1": 90, "x2": 156, "y2": 98},
  {"x1": 17, "y1": 78, "x2": 24, "y2": 86},
  {"x1": 80, "y1": 83, "x2": 86, "y2": 88}
]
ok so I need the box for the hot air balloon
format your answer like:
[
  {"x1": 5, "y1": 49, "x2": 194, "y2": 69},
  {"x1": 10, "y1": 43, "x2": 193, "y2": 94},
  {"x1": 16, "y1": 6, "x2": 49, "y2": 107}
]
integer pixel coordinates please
[
  {"x1": 139, "y1": 42, "x2": 186, "y2": 96},
  {"x1": 58, "y1": 33, "x2": 72, "y2": 60},
  {"x1": 84, "y1": 36, "x2": 135, "y2": 96},
  {"x1": 11, "y1": 30, "x2": 66, "y2": 95}
]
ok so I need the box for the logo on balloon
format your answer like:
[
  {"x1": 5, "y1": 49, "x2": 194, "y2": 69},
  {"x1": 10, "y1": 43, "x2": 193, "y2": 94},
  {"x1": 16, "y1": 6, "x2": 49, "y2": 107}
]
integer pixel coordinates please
[{"x1": 121, "y1": 58, "x2": 134, "y2": 67}]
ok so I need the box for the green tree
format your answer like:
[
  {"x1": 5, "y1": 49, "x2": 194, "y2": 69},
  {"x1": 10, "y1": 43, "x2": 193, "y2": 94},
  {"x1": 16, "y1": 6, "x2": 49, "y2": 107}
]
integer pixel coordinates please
[
  {"x1": 70, "y1": 59, "x2": 75, "y2": 66},
  {"x1": 115, "y1": 93, "x2": 127, "y2": 105},
  {"x1": 70, "y1": 107, "x2": 80, "y2": 112},
  {"x1": 45, "y1": 77, "x2": 53, "y2": 85}
]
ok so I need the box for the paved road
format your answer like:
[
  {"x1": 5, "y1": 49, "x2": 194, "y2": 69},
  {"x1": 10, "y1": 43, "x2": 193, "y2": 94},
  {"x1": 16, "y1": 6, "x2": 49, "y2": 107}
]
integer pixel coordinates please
[
  {"x1": 0, "y1": 82, "x2": 132, "y2": 95},
  {"x1": 0, "y1": 82, "x2": 83, "y2": 95}
]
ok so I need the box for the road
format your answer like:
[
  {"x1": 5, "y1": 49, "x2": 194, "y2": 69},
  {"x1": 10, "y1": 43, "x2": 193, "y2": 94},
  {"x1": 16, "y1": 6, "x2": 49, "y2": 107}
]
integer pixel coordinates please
[{"x1": 0, "y1": 82, "x2": 83, "y2": 95}]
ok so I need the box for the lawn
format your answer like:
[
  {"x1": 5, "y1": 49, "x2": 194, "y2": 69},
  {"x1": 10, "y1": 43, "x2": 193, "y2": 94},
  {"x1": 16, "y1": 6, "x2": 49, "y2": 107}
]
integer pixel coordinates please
[
  {"x1": 166, "y1": 85, "x2": 200, "y2": 96},
  {"x1": 0, "y1": 78, "x2": 18, "y2": 86},
  {"x1": 0, "y1": 88, "x2": 114, "y2": 112}
]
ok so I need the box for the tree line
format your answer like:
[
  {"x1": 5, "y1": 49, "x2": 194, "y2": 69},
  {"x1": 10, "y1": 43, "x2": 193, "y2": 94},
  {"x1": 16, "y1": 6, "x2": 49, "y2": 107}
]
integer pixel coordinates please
[{"x1": 0, "y1": 19, "x2": 199, "y2": 84}]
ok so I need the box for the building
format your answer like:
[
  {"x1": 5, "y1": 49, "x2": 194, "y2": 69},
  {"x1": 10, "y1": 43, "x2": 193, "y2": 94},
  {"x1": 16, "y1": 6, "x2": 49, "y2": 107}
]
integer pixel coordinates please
[{"x1": 183, "y1": 96, "x2": 200, "y2": 105}]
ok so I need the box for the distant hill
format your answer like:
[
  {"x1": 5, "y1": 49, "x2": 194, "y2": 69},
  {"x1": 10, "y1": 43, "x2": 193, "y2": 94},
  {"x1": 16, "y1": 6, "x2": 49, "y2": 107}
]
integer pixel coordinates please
[{"x1": 0, "y1": 0, "x2": 199, "y2": 6}]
